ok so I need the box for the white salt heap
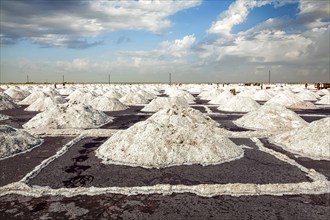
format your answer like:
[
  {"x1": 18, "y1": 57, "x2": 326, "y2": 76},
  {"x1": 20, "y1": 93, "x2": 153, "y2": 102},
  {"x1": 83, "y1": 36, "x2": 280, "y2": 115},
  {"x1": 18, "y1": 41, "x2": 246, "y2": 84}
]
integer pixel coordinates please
[
  {"x1": 316, "y1": 94, "x2": 330, "y2": 105},
  {"x1": 252, "y1": 90, "x2": 274, "y2": 101},
  {"x1": 266, "y1": 90, "x2": 303, "y2": 107},
  {"x1": 289, "y1": 101, "x2": 318, "y2": 110},
  {"x1": 4, "y1": 87, "x2": 30, "y2": 101},
  {"x1": 88, "y1": 96, "x2": 128, "y2": 111},
  {"x1": 217, "y1": 96, "x2": 260, "y2": 112},
  {"x1": 25, "y1": 96, "x2": 67, "y2": 111},
  {"x1": 18, "y1": 91, "x2": 50, "y2": 105},
  {"x1": 234, "y1": 103, "x2": 308, "y2": 130},
  {"x1": 119, "y1": 93, "x2": 150, "y2": 105},
  {"x1": 198, "y1": 89, "x2": 223, "y2": 100},
  {"x1": 141, "y1": 97, "x2": 189, "y2": 112},
  {"x1": 96, "y1": 105, "x2": 243, "y2": 168},
  {"x1": 295, "y1": 90, "x2": 319, "y2": 101},
  {"x1": 0, "y1": 95, "x2": 19, "y2": 110},
  {"x1": 104, "y1": 90, "x2": 124, "y2": 99},
  {"x1": 0, "y1": 125, "x2": 42, "y2": 158},
  {"x1": 272, "y1": 117, "x2": 330, "y2": 160},
  {"x1": 23, "y1": 102, "x2": 113, "y2": 129},
  {"x1": 209, "y1": 90, "x2": 234, "y2": 105}
]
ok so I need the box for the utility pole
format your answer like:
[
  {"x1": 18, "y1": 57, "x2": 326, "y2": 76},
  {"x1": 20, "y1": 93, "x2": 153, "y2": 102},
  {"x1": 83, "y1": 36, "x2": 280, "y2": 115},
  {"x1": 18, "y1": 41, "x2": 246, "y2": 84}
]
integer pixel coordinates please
[
  {"x1": 62, "y1": 75, "x2": 65, "y2": 83},
  {"x1": 27, "y1": 75, "x2": 29, "y2": 83},
  {"x1": 108, "y1": 73, "x2": 111, "y2": 85},
  {"x1": 169, "y1": 72, "x2": 172, "y2": 85},
  {"x1": 268, "y1": 70, "x2": 270, "y2": 84}
]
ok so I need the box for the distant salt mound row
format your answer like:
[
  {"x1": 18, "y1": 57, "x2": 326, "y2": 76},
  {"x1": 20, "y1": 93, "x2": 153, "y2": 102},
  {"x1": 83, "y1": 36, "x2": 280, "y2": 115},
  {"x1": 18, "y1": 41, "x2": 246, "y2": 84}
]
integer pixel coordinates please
[
  {"x1": 217, "y1": 96, "x2": 260, "y2": 112},
  {"x1": 272, "y1": 117, "x2": 330, "y2": 160},
  {"x1": 316, "y1": 94, "x2": 330, "y2": 105},
  {"x1": 234, "y1": 104, "x2": 308, "y2": 130},
  {"x1": 25, "y1": 96, "x2": 67, "y2": 111},
  {"x1": 265, "y1": 90, "x2": 303, "y2": 107},
  {"x1": 0, "y1": 114, "x2": 10, "y2": 121},
  {"x1": 209, "y1": 90, "x2": 234, "y2": 104},
  {"x1": 119, "y1": 93, "x2": 150, "y2": 105},
  {"x1": 23, "y1": 103, "x2": 113, "y2": 129},
  {"x1": 141, "y1": 97, "x2": 189, "y2": 112},
  {"x1": 18, "y1": 91, "x2": 50, "y2": 105},
  {"x1": 0, "y1": 125, "x2": 42, "y2": 158},
  {"x1": 96, "y1": 105, "x2": 243, "y2": 168},
  {"x1": 4, "y1": 87, "x2": 30, "y2": 101},
  {"x1": 89, "y1": 97, "x2": 128, "y2": 111},
  {"x1": 0, "y1": 95, "x2": 19, "y2": 110},
  {"x1": 289, "y1": 101, "x2": 318, "y2": 110},
  {"x1": 252, "y1": 90, "x2": 274, "y2": 101}
]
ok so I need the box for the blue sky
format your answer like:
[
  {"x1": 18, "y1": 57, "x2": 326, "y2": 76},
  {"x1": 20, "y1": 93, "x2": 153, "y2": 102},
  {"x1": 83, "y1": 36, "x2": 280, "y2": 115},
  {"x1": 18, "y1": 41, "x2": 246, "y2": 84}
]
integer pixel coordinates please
[{"x1": 1, "y1": 0, "x2": 329, "y2": 83}]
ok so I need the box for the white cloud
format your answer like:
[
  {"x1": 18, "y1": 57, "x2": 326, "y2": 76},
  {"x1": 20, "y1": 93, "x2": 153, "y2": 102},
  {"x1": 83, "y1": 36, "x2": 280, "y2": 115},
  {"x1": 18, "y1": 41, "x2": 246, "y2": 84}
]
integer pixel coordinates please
[
  {"x1": 0, "y1": 0, "x2": 201, "y2": 47},
  {"x1": 208, "y1": 0, "x2": 270, "y2": 37}
]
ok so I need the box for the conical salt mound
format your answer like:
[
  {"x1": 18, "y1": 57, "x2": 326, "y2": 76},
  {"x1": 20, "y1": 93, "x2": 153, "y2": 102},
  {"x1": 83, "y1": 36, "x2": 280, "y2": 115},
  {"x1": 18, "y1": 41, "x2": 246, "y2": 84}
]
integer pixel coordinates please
[
  {"x1": 141, "y1": 97, "x2": 189, "y2": 112},
  {"x1": 18, "y1": 91, "x2": 50, "y2": 105},
  {"x1": 252, "y1": 90, "x2": 274, "y2": 101},
  {"x1": 0, "y1": 95, "x2": 19, "y2": 110},
  {"x1": 265, "y1": 90, "x2": 303, "y2": 107},
  {"x1": 4, "y1": 87, "x2": 30, "y2": 101},
  {"x1": 234, "y1": 103, "x2": 308, "y2": 130},
  {"x1": 316, "y1": 94, "x2": 330, "y2": 105},
  {"x1": 217, "y1": 96, "x2": 260, "y2": 112},
  {"x1": 289, "y1": 101, "x2": 318, "y2": 110},
  {"x1": 0, "y1": 125, "x2": 42, "y2": 158},
  {"x1": 25, "y1": 96, "x2": 67, "y2": 111},
  {"x1": 119, "y1": 93, "x2": 149, "y2": 105},
  {"x1": 96, "y1": 105, "x2": 243, "y2": 168},
  {"x1": 272, "y1": 117, "x2": 330, "y2": 160},
  {"x1": 89, "y1": 97, "x2": 128, "y2": 111},
  {"x1": 209, "y1": 90, "x2": 234, "y2": 104},
  {"x1": 23, "y1": 102, "x2": 113, "y2": 129}
]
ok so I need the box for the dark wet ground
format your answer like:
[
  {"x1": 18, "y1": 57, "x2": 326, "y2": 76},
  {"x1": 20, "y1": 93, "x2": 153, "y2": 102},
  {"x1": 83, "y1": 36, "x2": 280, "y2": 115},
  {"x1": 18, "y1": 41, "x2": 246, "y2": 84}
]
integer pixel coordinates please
[
  {"x1": 0, "y1": 137, "x2": 73, "y2": 187},
  {"x1": 28, "y1": 137, "x2": 312, "y2": 188},
  {"x1": 0, "y1": 105, "x2": 39, "y2": 129},
  {"x1": 1, "y1": 193, "x2": 329, "y2": 220}
]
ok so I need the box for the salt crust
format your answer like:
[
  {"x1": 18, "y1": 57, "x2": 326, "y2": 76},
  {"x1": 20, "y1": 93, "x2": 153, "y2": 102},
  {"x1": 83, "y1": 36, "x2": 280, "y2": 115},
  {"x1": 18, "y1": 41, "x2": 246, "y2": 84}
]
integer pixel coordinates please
[
  {"x1": 271, "y1": 117, "x2": 330, "y2": 160},
  {"x1": 25, "y1": 96, "x2": 67, "y2": 111},
  {"x1": 0, "y1": 125, "x2": 42, "y2": 158},
  {"x1": 234, "y1": 104, "x2": 308, "y2": 131},
  {"x1": 0, "y1": 95, "x2": 19, "y2": 110},
  {"x1": 217, "y1": 96, "x2": 260, "y2": 112},
  {"x1": 23, "y1": 102, "x2": 113, "y2": 129},
  {"x1": 96, "y1": 105, "x2": 243, "y2": 168},
  {"x1": 0, "y1": 114, "x2": 10, "y2": 121},
  {"x1": 141, "y1": 97, "x2": 189, "y2": 112}
]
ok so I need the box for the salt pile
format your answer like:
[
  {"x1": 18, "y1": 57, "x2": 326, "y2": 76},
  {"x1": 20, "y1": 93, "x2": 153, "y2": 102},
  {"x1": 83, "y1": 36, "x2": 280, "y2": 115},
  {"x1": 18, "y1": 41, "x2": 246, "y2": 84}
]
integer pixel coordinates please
[
  {"x1": 141, "y1": 97, "x2": 189, "y2": 112},
  {"x1": 252, "y1": 90, "x2": 274, "y2": 101},
  {"x1": 89, "y1": 96, "x2": 128, "y2": 111},
  {"x1": 23, "y1": 102, "x2": 113, "y2": 129},
  {"x1": 198, "y1": 89, "x2": 223, "y2": 100},
  {"x1": 316, "y1": 94, "x2": 330, "y2": 105},
  {"x1": 4, "y1": 87, "x2": 30, "y2": 101},
  {"x1": 316, "y1": 89, "x2": 330, "y2": 96},
  {"x1": 96, "y1": 105, "x2": 243, "y2": 168},
  {"x1": 209, "y1": 90, "x2": 234, "y2": 104},
  {"x1": 25, "y1": 96, "x2": 67, "y2": 111},
  {"x1": 0, "y1": 125, "x2": 42, "y2": 158},
  {"x1": 119, "y1": 93, "x2": 150, "y2": 105},
  {"x1": 18, "y1": 91, "x2": 50, "y2": 105},
  {"x1": 234, "y1": 104, "x2": 308, "y2": 130},
  {"x1": 265, "y1": 90, "x2": 303, "y2": 107},
  {"x1": 217, "y1": 96, "x2": 260, "y2": 112},
  {"x1": 295, "y1": 90, "x2": 319, "y2": 101},
  {"x1": 165, "y1": 87, "x2": 196, "y2": 104},
  {"x1": 0, "y1": 95, "x2": 19, "y2": 110},
  {"x1": 104, "y1": 90, "x2": 124, "y2": 99},
  {"x1": 289, "y1": 101, "x2": 318, "y2": 110},
  {"x1": 272, "y1": 117, "x2": 330, "y2": 160}
]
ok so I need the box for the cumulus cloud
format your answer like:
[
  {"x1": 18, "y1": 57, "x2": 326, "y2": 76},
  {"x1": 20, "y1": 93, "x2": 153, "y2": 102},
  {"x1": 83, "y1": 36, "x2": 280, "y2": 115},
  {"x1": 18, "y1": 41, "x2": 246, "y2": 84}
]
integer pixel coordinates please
[
  {"x1": 0, "y1": 0, "x2": 201, "y2": 48},
  {"x1": 208, "y1": 0, "x2": 270, "y2": 37}
]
